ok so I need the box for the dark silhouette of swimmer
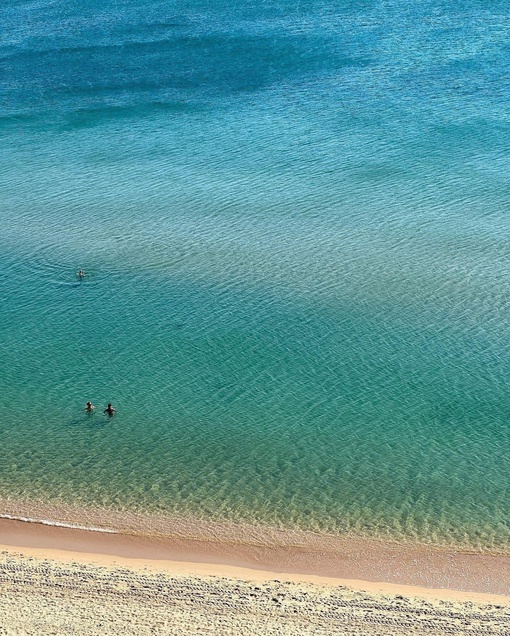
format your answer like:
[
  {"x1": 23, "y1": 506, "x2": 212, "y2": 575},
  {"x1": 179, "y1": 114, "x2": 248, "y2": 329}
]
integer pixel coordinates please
[
  {"x1": 104, "y1": 403, "x2": 117, "y2": 416},
  {"x1": 77, "y1": 269, "x2": 85, "y2": 279},
  {"x1": 85, "y1": 401, "x2": 95, "y2": 412}
]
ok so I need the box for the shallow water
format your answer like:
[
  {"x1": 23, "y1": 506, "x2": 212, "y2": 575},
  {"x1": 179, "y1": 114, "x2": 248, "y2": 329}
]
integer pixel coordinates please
[{"x1": 1, "y1": 0, "x2": 509, "y2": 550}]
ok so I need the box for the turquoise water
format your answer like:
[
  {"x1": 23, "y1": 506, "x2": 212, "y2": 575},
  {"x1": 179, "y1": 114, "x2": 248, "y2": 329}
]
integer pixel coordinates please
[{"x1": 1, "y1": 0, "x2": 509, "y2": 550}]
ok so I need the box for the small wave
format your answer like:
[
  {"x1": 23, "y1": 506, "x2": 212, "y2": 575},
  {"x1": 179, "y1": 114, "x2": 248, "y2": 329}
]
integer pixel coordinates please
[{"x1": 0, "y1": 513, "x2": 117, "y2": 534}]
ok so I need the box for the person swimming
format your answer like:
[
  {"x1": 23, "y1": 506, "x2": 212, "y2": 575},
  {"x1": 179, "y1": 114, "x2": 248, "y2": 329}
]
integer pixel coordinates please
[
  {"x1": 85, "y1": 401, "x2": 95, "y2": 412},
  {"x1": 104, "y1": 403, "x2": 117, "y2": 416},
  {"x1": 77, "y1": 269, "x2": 85, "y2": 279}
]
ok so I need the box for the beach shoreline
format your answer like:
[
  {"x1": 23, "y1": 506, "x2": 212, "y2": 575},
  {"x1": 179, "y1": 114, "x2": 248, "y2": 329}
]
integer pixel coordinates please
[
  {"x1": 1, "y1": 503, "x2": 509, "y2": 634},
  {"x1": 0, "y1": 516, "x2": 508, "y2": 604}
]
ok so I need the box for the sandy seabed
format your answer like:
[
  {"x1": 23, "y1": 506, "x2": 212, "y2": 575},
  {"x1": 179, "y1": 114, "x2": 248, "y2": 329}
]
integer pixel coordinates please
[{"x1": 0, "y1": 551, "x2": 509, "y2": 636}]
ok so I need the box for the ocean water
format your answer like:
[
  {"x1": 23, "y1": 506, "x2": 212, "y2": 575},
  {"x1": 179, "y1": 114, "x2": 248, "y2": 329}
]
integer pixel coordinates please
[{"x1": 1, "y1": 0, "x2": 509, "y2": 551}]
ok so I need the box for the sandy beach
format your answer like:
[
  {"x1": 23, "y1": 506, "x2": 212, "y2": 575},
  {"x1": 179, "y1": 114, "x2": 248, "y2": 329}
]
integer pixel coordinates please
[
  {"x1": 1, "y1": 550, "x2": 509, "y2": 636},
  {"x1": 0, "y1": 516, "x2": 508, "y2": 634}
]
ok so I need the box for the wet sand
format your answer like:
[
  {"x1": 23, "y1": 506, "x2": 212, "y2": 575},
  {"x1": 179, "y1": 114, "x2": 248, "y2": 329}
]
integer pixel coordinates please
[
  {"x1": 0, "y1": 514, "x2": 509, "y2": 634},
  {"x1": 0, "y1": 517, "x2": 508, "y2": 600}
]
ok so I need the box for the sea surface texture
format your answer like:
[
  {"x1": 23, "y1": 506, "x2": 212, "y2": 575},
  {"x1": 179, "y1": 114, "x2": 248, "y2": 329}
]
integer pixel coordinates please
[{"x1": 1, "y1": 0, "x2": 509, "y2": 551}]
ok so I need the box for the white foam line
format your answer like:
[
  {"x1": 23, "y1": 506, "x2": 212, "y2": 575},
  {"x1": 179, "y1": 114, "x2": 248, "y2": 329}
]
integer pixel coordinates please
[{"x1": 0, "y1": 513, "x2": 118, "y2": 534}]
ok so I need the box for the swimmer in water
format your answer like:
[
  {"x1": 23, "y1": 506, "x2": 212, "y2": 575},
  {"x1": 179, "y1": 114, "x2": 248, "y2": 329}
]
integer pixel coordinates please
[
  {"x1": 77, "y1": 269, "x2": 85, "y2": 279},
  {"x1": 85, "y1": 401, "x2": 95, "y2": 412},
  {"x1": 104, "y1": 403, "x2": 117, "y2": 416}
]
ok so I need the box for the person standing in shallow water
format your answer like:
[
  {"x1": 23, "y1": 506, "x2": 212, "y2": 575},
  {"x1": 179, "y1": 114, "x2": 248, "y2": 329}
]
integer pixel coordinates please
[
  {"x1": 104, "y1": 403, "x2": 116, "y2": 416},
  {"x1": 77, "y1": 269, "x2": 85, "y2": 279},
  {"x1": 85, "y1": 401, "x2": 95, "y2": 412}
]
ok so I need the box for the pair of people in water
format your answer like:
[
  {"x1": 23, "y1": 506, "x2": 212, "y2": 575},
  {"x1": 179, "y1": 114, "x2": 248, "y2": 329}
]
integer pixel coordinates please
[
  {"x1": 77, "y1": 270, "x2": 86, "y2": 279},
  {"x1": 85, "y1": 401, "x2": 116, "y2": 416}
]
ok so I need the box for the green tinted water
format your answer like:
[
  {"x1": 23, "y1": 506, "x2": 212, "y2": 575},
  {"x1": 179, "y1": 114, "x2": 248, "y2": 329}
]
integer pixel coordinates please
[{"x1": 1, "y1": 0, "x2": 509, "y2": 550}]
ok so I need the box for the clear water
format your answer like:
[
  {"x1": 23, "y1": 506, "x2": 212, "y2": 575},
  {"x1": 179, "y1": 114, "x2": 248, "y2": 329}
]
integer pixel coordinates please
[{"x1": 1, "y1": 0, "x2": 509, "y2": 551}]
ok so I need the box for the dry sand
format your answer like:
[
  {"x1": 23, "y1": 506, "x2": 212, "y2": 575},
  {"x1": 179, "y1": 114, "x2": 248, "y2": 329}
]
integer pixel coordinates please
[
  {"x1": 0, "y1": 516, "x2": 509, "y2": 634},
  {"x1": 0, "y1": 516, "x2": 509, "y2": 598},
  {"x1": 0, "y1": 551, "x2": 509, "y2": 636}
]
